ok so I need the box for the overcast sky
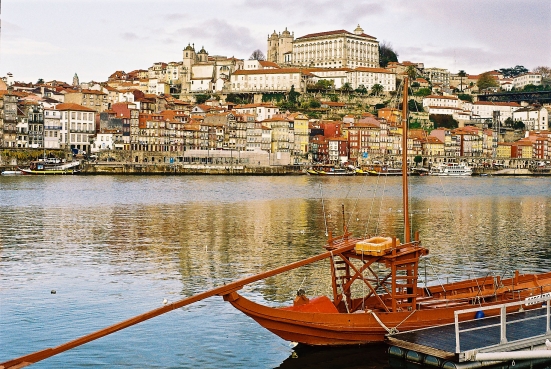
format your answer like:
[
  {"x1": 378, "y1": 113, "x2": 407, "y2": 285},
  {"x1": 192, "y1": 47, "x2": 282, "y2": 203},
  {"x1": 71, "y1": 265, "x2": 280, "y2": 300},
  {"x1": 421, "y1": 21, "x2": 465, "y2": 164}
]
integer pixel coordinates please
[{"x1": 1, "y1": 0, "x2": 549, "y2": 84}]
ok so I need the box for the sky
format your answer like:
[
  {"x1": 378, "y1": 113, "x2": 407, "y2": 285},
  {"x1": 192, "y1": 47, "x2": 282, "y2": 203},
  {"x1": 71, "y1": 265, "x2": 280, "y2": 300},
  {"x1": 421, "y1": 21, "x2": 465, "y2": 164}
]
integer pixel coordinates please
[{"x1": 1, "y1": 0, "x2": 550, "y2": 84}]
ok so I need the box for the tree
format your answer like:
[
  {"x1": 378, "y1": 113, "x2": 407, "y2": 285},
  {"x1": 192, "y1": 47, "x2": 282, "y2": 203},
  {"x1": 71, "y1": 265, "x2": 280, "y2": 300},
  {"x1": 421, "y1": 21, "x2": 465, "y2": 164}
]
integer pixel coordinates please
[
  {"x1": 249, "y1": 49, "x2": 266, "y2": 61},
  {"x1": 379, "y1": 41, "x2": 399, "y2": 68},
  {"x1": 36, "y1": 78, "x2": 44, "y2": 85},
  {"x1": 414, "y1": 87, "x2": 431, "y2": 97},
  {"x1": 430, "y1": 114, "x2": 458, "y2": 129},
  {"x1": 311, "y1": 79, "x2": 334, "y2": 91},
  {"x1": 405, "y1": 65, "x2": 418, "y2": 81},
  {"x1": 288, "y1": 85, "x2": 300, "y2": 105},
  {"x1": 533, "y1": 66, "x2": 551, "y2": 86},
  {"x1": 458, "y1": 70, "x2": 467, "y2": 92},
  {"x1": 499, "y1": 65, "x2": 528, "y2": 78},
  {"x1": 371, "y1": 83, "x2": 384, "y2": 96},
  {"x1": 341, "y1": 82, "x2": 352, "y2": 94},
  {"x1": 477, "y1": 72, "x2": 499, "y2": 91},
  {"x1": 457, "y1": 93, "x2": 473, "y2": 103},
  {"x1": 195, "y1": 94, "x2": 210, "y2": 104},
  {"x1": 355, "y1": 84, "x2": 368, "y2": 94},
  {"x1": 414, "y1": 156, "x2": 423, "y2": 165},
  {"x1": 408, "y1": 99, "x2": 423, "y2": 112},
  {"x1": 308, "y1": 100, "x2": 321, "y2": 108},
  {"x1": 513, "y1": 120, "x2": 525, "y2": 130}
]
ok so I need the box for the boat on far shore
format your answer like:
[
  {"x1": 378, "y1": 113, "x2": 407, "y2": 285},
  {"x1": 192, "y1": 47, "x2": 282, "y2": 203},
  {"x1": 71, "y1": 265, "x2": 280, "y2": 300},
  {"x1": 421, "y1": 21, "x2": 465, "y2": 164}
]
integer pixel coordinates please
[
  {"x1": 1, "y1": 170, "x2": 23, "y2": 176},
  {"x1": 429, "y1": 162, "x2": 472, "y2": 176},
  {"x1": 19, "y1": 160, "x2": 81, "y2": 175}
]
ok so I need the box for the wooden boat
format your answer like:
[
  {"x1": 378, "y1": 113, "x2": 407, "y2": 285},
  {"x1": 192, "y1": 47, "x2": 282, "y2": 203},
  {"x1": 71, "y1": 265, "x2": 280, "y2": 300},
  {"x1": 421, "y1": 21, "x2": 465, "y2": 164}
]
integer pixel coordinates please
[
  {"x1": 4, "y1": 77, "x2": 551, "y2": 368},
  {"x1": 219, "y1": 79, "x2": 551, "y2": 345},
  {"x1": 19, "y1": 160, "x2": 81, "y2": 175}
]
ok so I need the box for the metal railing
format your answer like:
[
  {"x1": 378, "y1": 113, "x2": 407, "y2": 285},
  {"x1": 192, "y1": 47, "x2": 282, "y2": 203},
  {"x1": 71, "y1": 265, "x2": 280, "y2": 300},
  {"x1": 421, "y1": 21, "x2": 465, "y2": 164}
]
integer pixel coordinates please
[{"x1": 454, "y1": 294, "x2": 551, "y2": 353}]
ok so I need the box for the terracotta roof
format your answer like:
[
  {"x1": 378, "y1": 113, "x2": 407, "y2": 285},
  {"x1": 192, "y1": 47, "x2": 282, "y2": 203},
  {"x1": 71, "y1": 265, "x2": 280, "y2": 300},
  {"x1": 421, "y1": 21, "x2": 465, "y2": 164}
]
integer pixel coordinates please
[
  {"x1": 233, "y1": 68, "x2": 303, "y2": 75},
  {"x1": 296, "y1": 29, "x2": 376, "y2": 40},
  {"x1": 354, "y1": 67, "x2": 393, "y2": 74},
  {"x1": 55, "y1": 103, "x2": 96, "y2": 112},
  {"x1": 258, "y1": 60, "x2": 280, "y2": 68},
  {"x1": 474, "y1": 101, "x2": 521, "y2": 107}
]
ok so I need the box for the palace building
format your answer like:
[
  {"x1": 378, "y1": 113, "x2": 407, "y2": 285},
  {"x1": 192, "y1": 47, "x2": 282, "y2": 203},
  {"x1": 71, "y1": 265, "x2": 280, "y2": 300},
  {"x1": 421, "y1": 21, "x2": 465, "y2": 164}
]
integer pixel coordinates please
[{"x1": 267, "y1": 25, "x2": 379, "y2": 69}]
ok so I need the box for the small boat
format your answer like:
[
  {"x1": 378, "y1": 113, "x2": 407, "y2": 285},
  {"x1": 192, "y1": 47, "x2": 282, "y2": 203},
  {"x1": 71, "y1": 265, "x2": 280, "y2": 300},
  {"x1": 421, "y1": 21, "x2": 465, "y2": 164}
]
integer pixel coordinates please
[
  {"x1": 367, "y1": 166, "x2": 403, "y2": 176},
  {"x1": 429, "y1": 162, "x2": 472, "y2": 176},
  {"x1": 307, "y1": 165, "x2": 355, "y2": 176},
  {"x1": 19, "y1": 160, "x2": 81, "y2": 175},
  {"x1": 1, "y1": 170, "x2": 23, "y2": 176}
]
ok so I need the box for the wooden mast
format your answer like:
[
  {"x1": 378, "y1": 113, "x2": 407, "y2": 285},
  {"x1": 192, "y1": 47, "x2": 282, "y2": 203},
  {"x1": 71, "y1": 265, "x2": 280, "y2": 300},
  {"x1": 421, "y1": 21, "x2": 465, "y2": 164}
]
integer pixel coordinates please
[{"x1": 401, "y1": 77, "x2": 410, "y2": 243}]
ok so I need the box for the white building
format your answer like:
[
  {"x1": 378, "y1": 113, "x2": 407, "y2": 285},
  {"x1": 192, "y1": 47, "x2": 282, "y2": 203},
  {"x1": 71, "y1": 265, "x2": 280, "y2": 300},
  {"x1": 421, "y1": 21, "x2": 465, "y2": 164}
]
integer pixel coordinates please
[
  {"x1": 347, "y1": 67, "x2": 396, "y2": 91},
  {"x1": 308, "y1": 68, "x2": 351, "y2": 89},
  {"x1": 472, "y1": 101, "x2": 522, "y2": 123},
  {"x1": 424, "y1": 68, "x2": 450, "y2": 87},
  {"x1": 513, "y1": 105, "x2": 548, "y2": 131},
  {"x1": 232, "y1": 104, "x2": 280, "y2": 121},
  {"x1": 55, "y1": 103, "x2": 96, "y2": 153},
  {"x1": 513, "y1": 73, "x2": 542, "y2": 89},
  {"x1": 230, "y1": 68, "x2": 308, "y2": 93},
  {"x1": 43, "y1": 108, "x2": 62, "y2": 149},
  {"x1": 290, "y1": 25, "x2": 379, "y2": 69},
  {"x1": 422, "y1": 95, "x2": 461, "y2": 109}
]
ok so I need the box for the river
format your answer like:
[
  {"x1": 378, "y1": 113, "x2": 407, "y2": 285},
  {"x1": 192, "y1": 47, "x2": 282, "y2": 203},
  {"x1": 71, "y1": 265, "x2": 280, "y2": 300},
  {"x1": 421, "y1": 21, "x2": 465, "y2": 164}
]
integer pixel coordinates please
[{"x1": 1, "y1": 175, "x2": 551, "y2": 368}]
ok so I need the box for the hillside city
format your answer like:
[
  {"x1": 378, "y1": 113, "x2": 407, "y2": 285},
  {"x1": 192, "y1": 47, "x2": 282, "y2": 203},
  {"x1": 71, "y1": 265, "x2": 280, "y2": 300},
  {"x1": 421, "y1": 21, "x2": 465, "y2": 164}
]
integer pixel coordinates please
[{"x1": 0, "y1": 24, "x2": 550, "y2": 170}]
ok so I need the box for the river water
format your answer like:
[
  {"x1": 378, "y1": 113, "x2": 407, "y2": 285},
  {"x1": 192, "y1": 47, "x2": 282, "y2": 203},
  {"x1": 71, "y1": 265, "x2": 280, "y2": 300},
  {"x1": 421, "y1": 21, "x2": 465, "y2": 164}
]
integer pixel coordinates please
[{"x1": 1, "y1": 175, "x2": 551, "y2": 368}]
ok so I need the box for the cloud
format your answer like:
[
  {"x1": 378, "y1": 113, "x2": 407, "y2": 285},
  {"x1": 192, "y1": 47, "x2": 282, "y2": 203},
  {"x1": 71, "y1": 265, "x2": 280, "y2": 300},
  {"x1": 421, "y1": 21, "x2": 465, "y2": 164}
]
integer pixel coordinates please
[
  {"x1": 121, "y1": 32, "x2": 147, "y2": 41},
  {"x1": 1, "y1": 38, "x2": 64, "y2": 56},
  {"x1": 164, "y1": 13, "x2": 187, "y2": 21},
  {"x1": 172, "y1": 19, "x2": 261, "y2": 57}
]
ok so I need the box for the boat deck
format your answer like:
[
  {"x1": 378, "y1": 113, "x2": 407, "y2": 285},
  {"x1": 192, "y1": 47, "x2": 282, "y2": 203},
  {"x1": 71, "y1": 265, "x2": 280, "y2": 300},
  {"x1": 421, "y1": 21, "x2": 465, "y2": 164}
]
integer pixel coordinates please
[{"x1": 387, "y1": 303, "x2": 551, "y2": 363}]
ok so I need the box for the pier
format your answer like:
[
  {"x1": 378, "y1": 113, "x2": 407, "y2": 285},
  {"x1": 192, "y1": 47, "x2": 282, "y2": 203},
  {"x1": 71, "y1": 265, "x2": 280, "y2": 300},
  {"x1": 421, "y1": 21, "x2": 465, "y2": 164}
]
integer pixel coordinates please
[{"x1": 387, "y1": 296, "x2": 551, "y2": 368}]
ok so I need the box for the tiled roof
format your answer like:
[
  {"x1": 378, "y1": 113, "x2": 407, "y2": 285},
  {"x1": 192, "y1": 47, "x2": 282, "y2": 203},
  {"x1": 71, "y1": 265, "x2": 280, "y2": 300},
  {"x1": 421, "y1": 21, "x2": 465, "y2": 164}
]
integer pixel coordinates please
[
  {"x1": 296, "y1": 29, "x2": 376, "y2": 40},
  {"x1": 55, "y1": 103, "x2": 96, "y2": 112}
]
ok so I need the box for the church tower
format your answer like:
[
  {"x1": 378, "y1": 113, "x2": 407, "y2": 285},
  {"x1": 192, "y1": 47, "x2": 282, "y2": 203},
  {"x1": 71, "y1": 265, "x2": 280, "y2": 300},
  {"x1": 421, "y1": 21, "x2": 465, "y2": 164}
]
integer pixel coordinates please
[
  {"x1": 72, "y1": 73, "x2": 79, "y2": 87},
  {"x1": 267, "y1": 31, "x2": 279, "y2": 63}
]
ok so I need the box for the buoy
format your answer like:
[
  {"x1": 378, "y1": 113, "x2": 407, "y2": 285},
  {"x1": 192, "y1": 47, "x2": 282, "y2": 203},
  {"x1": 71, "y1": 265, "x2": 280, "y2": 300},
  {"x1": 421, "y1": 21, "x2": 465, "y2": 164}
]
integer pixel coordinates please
[
  {"x1": 163, "y1": 298, "x2": 168, "y2": 305},
  {"x1": 474, "y1": 310, "x2": 485, "y2": 319},
  {"x1": 51, "y1": 290, "x2": 56, "y2": 294}
]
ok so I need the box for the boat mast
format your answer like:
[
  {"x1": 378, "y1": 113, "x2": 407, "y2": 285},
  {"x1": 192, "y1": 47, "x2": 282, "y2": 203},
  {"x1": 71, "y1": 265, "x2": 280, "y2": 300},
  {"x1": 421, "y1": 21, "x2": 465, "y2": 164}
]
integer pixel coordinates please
[{"x1": 401, "y1": 77, "x2": 411, "y2": 243}]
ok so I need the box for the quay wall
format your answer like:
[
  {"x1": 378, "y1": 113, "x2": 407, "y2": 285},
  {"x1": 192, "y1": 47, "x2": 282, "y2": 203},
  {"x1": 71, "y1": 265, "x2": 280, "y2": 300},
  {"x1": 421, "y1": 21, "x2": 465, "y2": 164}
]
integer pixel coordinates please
[{"x1": 82, "y1": 162, "x2": 304, "y2": 175}]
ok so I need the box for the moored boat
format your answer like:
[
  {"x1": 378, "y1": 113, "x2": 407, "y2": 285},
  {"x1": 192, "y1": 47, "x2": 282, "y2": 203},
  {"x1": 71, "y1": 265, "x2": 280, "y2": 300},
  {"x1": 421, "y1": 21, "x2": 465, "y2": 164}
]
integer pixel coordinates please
[
  {"x1": 429, "y1": 162, "x2": 472, "y2": 176},
  {"x1": 19, "y1": 160, "x2": 81, "y2": 175},
  {"x1": 1, "y1": 170, "x2": 23, "y2": 176}
]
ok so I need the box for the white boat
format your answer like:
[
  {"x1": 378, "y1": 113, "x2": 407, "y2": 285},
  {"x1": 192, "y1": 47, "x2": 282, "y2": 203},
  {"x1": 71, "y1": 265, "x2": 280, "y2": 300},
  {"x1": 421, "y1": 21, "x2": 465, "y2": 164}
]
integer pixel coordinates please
[
  {"x1": 1, "y1": 170, "x2": 23, "y2": 176},
  {"x1": 429, "y1": 162, "x2": 472, "y2": 176}
]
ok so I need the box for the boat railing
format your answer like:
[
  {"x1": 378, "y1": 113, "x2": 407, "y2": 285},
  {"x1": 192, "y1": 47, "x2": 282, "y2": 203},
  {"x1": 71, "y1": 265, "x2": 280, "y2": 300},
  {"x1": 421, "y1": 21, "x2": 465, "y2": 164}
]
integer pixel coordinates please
[{"x1": 454, "y1": 294, "x2": 551, "y2": 354}]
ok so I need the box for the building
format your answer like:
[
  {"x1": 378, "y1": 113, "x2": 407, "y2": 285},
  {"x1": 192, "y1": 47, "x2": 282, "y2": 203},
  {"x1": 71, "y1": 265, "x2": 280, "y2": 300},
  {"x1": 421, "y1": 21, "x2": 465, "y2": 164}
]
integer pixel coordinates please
[
  {"x1": 292, "y1": 25, "x2": 379, "y2": 69},
  {"x1": 423, "y1": 68, "x2": 450, "y2": 88},
  {"x1": 230, "y1": 68, "x2": 308, "y2": 93},
  {"x1": 267, "y1": 28, "x2": 294, "y2": 65},
  {"x1": 512, "y1": 105, "x2": 548, "y2": 131},
  {"x1": 64, "y1": 89, "x2": 109, "y2": 112},
  {"x1": 513, "y1": 73, "x2": 542, "y2": 89},
  {"x1": 55, "y1": 103, "x2": 97, "y2": 153},
  {"x1": 472, "y1": 101, "x2": 521, "y2": 123},
  {"x1": 347, "y1": 67, "x2": 396, "y2": 92},
  {"x1": 44, "y1": 107, "x2": 62, "y2": 149}
]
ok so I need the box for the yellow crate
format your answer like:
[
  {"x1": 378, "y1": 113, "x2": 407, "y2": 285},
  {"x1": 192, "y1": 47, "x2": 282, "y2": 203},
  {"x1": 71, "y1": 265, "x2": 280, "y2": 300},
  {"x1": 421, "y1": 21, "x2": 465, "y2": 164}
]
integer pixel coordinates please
[{"x1": 355, "y1": 236, "x2": 395, "y2": 256}]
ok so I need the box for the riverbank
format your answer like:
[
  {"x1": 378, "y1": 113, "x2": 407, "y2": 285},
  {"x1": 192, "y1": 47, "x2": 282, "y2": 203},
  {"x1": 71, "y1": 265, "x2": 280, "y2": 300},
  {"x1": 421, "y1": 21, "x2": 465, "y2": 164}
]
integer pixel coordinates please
[{"x1": 81, "y1": 162, "x2": 305, "y2": 175}]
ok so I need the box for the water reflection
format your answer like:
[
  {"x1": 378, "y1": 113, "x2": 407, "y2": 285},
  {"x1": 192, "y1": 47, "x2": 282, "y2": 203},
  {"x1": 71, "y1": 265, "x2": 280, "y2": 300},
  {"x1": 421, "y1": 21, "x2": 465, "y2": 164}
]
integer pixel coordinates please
[{"x1": 1, "y1": 176, "x2": 551, "y2": 368}]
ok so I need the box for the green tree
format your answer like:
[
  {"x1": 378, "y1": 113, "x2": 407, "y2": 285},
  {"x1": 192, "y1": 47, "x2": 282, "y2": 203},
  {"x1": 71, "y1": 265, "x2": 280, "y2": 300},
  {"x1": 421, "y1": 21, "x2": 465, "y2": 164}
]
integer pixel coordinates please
[
  {"x1": 308, "y1": 99, "x2": 321, "y2": 108},
  {"x1": 378, "y1": 41, "x2": 399, "y2": 68},
  {"x1": 499, "y1": 65, "x2": 528, "y2": 78},
  {"x1": 329, "y1": 94, "x2": 339, "y2": 102},
  {"x1": 477, "y1": 72, "x2": 499, "y2": 91},
  {"x1": 408, "y1": 99, "x2": 423, "y2": 112},
  {"x1": 504, "y1": 117, "x2": 514, "y2": 127},
  {"x1": 195, "y1": 94, "x2": 210, "y2": 104},
  {"x1": 414, "y1": 155, "x2": 423, "y2": 165},
  {"x1": 36, "y1": 78, "x2": 44, "y2": 85},
  {"x1": 458, "y1": 70, "x2": 467, "y2": 91},
  {"x1": 414, "y1": 87, "x2": 431, "y2": 97},
  {"x1": 355, "y1": 84, "x2": 368, "y2": 94},
  {"x1": 513, "y1": 120, "x2": 525, "y2": 130},
  {"x1": 457, "y1": 93, "x2": 473, "y2": 103},
  {"x1": 288, "y1": 85, "x2": 300, "y2": 105},
  {"x1": 311, "y1": 79, "x2": 334, "y2": 91},
  {"x1": 341, "y1": 82, "x2": 352, "y2": 94},
  {"x1": 371, "y1": 83, "x2": 384, "y2": 96}
]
